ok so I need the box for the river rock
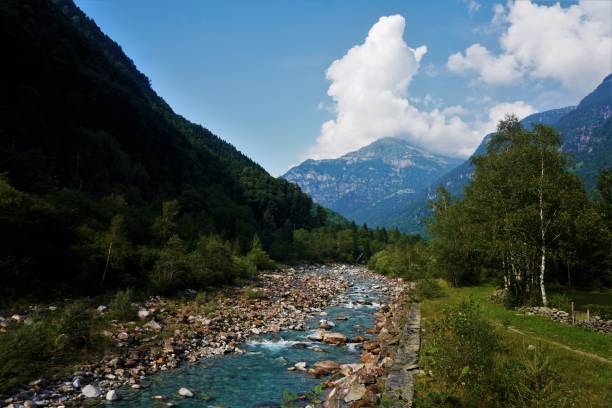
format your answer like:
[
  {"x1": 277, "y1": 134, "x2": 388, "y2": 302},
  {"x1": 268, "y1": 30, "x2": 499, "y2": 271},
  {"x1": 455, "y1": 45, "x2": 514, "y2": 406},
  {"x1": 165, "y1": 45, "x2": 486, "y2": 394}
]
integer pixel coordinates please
[
  {"x1": 106, "y1": 390, "x2": 120, "y2": 401},
  {"x1": 307, "y1": 331, "x2": 324, "y2": 341},
  {"x1": 137, "y1": 309, "x2": 150, "y2": 320},
  {"x1": 178, "y1": 387, "x2": 194, "y2": 397},
  {"x1": 145, "y1": 320, "x2": 162, "y2": 331},
  {"x1": 313, "y1": 360, "x2": 340, "y2": 375},
  {"x1": 323, "y1": 332, "x2": 347, "y2": 345},
  {"x1": 319, "y1": 319, "x2": 335, "y2": 329},
  {"x1": 344, "y1": 382, "x2": 366, "y2": 403},
  {"x1": 294, "y1": 361, "x2": 307, "y2": 371},
  {"x1": 81, "y1": 384, "x2": 101, "y2": 398}
]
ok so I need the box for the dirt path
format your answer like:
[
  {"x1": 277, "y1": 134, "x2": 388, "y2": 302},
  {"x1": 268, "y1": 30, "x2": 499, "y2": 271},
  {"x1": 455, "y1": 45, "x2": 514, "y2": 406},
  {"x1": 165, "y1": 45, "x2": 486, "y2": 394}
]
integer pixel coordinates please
[{"x1": 506, "y1": 326, "x2": 612, "y2": 365}]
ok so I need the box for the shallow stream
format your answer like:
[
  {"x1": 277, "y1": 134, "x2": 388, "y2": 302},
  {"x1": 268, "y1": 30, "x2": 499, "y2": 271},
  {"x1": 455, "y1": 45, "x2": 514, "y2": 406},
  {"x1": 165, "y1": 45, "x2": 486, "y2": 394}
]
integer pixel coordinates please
[{"x1": 111, "y1": 269, "x2": 387, "y2": 408}]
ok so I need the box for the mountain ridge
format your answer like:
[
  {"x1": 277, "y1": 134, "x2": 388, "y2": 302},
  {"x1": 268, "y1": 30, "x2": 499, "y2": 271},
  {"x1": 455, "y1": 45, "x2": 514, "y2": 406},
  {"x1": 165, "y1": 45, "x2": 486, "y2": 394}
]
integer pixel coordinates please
[{"x1": 282, "y1": 138, "x2": 463, "y2": 226}]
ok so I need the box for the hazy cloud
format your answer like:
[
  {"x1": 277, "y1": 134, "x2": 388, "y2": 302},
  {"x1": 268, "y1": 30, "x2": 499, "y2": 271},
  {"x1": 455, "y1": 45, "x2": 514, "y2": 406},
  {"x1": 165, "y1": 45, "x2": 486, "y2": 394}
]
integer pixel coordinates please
[{"x1": 447, "y1": 0, "x2": 612, "y2": 93}]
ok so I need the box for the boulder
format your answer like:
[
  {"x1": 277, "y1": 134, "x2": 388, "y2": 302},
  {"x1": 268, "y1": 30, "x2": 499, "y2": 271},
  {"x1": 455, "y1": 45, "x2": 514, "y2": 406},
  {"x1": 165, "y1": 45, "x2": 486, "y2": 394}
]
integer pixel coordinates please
[
  {"x1": 81, "y1": 384, "x2": 101, "y2": 398},
  {"x1": 323, "y1": 332, "x2": 347, "y2": 345},
  {"x1": 307, "y1": 331, "x2": 325, "y2": 342},
  {"x1": 313, "y1": 360, "x2": 340, "y2": 375},
  {"x1": 106, "y1": 390, "x2": 120, "y2": 401},
  {"x1": 344, "y1": 382, "x2": 366, "y2": 403},
  {"x1": 178, "y1": 387, "x2": 194, "y2": 398}
]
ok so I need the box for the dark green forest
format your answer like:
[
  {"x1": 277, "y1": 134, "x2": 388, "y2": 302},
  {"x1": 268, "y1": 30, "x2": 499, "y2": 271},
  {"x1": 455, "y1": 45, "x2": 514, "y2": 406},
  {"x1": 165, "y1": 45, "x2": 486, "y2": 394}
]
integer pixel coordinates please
[{"x1": 0, "y1": 0, "x2": 407, "y2": 299}]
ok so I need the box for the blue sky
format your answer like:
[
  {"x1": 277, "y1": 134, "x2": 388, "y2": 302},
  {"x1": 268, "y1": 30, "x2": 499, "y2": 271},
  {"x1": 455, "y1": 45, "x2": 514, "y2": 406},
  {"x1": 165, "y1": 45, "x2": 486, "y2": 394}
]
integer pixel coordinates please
[{"x1": 75, "y1": 0, "x2": 611, "y2": 176}]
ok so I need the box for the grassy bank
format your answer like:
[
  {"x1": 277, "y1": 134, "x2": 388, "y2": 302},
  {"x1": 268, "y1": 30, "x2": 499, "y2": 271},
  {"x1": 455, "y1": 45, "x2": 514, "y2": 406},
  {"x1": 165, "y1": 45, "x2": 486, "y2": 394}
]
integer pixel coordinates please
[{"x1": 415, "y1": 281, "x2": 612, "y2": 407}]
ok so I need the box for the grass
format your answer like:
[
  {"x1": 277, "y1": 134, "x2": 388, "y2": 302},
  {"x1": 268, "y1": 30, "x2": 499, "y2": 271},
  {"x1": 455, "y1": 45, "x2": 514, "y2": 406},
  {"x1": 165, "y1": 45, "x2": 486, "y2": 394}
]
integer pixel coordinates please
[{"x1": 416, "y1": 281, "x2": 612, "y2": 407}]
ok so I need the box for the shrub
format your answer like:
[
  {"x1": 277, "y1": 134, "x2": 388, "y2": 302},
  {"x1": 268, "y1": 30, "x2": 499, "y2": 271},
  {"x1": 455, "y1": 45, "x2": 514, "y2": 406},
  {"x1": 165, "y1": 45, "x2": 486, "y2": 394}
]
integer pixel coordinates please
[
  {"x1": 425, "y1": 300, "x2": 499, "y2": 396},
  {"x1": 415, "y1": 278, "x2": 445, "y2": 300},
  {"x1": 247, "y1": 247, "x2": 276, "y2": 271},
  {"x1": 583, "y1": 304, "x2": 612, "y2": 320},
  {"x1": 57, "y1": 300, "x2": 96, "y2": 349},
  {"x1": 548, "y1": 293, "x2": 571, "y2": 311},
  {"x1": 244, "y1": 287, "x2": 265, "y2": 300},
  {"x1": 0, "y1": 321, "x2": 54, "y2": 394},
  {"x1": 495, "y1": 346, "x2": 572, "y2": 407},
  {"x1": 234, "y1": 255, "x2": 258, "y2": 279},
  {"x1": 195, "y1": 291, "x2": 207, "y2": 305},
  {"x1": 107, "y1": 288, "x2": 136, "y2": 321}
]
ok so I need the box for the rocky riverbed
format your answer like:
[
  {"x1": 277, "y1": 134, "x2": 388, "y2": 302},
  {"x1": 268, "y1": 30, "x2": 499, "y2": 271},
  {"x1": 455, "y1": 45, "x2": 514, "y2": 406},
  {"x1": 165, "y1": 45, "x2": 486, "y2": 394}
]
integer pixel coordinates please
[{"x1": 2, "y1": 265, "x2": 409, "y2": 408}]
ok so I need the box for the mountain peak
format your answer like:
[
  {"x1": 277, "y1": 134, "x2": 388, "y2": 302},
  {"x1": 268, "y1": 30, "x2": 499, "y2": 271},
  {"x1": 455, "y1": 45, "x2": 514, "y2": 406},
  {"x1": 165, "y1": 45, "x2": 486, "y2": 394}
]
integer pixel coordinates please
[{"x1": 282, "y1": 138, "x2": 463, "y2": 225}]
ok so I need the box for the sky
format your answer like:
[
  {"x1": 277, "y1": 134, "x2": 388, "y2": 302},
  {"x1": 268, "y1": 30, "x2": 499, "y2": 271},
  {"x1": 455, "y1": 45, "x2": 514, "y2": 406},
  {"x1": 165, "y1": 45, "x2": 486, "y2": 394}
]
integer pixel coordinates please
[{"x1": 75, "y1": 0, "x2": 612, "y2": 176}]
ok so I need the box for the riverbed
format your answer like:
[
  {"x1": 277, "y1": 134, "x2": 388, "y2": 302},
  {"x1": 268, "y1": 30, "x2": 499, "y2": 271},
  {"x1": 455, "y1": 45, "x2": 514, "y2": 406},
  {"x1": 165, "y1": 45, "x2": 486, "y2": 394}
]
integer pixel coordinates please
[{"x1": 110, "y1": 267, "x2": 391, "y2": 407}]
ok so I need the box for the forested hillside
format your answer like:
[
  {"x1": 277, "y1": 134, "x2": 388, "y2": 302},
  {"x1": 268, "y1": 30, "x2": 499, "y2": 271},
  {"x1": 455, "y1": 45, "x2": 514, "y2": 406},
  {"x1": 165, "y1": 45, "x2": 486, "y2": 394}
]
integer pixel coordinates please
[{"x1": 0, "y1": 0, "x2": 389, "y2": 298}]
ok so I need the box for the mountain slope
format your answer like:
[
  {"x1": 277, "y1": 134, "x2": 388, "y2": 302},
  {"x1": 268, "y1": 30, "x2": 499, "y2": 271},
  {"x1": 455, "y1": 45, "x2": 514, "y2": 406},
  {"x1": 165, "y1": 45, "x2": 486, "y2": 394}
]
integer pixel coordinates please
[
  {"x1": 0, "y1": 0, "x2": 327, "y2": 294},
  {"x1": 282, "y1": 138, "x2": 463, "y2": 225},
  {"x1": 381, "y1": 75, "x2": 611, "y2": 233}
]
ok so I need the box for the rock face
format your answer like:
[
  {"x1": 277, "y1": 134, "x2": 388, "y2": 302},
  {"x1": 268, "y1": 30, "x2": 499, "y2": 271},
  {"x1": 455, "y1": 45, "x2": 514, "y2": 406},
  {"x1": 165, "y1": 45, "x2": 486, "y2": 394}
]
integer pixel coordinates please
[{"x1": 282, "y1": 138, "x2": 463, "y2": 226}]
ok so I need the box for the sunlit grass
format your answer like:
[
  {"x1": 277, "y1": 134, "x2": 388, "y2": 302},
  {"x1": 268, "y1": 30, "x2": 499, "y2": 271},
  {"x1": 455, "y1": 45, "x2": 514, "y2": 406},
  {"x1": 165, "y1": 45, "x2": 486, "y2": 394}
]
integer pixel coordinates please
[{"x1": 417, "y1": 281, "x2": 612, "y2": 407}]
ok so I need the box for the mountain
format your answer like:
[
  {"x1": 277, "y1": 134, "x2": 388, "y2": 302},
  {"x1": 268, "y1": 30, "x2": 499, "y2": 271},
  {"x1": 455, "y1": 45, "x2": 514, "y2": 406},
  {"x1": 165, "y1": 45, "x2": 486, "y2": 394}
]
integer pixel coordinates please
[
  {"x1": 282, "y1": 138, "x2": 463, "y2": 226},
  {"x1": 0, "y1": 0, "x2": 330, "y2": 294},
  {"x1": 380, "y1": 74, "x2": 611, "y2": 233}
]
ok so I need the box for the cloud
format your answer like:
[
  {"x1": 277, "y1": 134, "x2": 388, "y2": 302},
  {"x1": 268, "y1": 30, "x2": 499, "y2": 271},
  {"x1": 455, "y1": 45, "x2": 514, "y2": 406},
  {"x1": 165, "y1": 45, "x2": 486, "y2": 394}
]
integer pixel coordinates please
[
  {"x1": 479, "y1": 101, "x2": 536, "y2": 135},
  {"x1": 459, "y1": 0, "x2": 481, "y2": 15},
  {"x1": 448, "y1": 43, "x2": 521, "y2": 85},
  {"x1": 306, "y1": 15, "x2": 535, "y2": 160},
  {"x1": 447, "y1": 0, "x2": 612, "y2": 93}
]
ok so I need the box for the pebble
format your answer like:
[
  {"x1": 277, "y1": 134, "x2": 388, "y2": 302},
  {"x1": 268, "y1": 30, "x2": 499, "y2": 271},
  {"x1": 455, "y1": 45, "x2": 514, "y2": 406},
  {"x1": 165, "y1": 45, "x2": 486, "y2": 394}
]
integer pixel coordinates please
[{"x1": 178, "y1": 387, "x2": 194, "y2": 397}]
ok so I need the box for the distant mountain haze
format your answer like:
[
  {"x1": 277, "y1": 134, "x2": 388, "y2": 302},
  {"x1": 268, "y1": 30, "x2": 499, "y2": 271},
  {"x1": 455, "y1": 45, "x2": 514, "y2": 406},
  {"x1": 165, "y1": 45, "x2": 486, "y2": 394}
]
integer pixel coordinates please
[{"x1": 282, "y1": 138, "x2": 463, "y2": 226}]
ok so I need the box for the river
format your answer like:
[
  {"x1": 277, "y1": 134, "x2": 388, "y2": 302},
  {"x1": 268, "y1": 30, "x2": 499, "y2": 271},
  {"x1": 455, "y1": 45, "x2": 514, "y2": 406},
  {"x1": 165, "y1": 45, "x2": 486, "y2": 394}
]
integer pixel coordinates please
[{"x1": 109, "y1": 267, "x2": 389, "y2": 408}]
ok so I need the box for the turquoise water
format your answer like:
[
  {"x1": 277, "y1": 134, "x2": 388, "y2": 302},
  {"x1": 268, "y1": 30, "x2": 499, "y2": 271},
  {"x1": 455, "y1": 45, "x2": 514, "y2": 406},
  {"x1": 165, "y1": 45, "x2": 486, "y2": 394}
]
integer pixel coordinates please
[{"x1": 112, "y1": 272, "x2": 386, "y2": 408}]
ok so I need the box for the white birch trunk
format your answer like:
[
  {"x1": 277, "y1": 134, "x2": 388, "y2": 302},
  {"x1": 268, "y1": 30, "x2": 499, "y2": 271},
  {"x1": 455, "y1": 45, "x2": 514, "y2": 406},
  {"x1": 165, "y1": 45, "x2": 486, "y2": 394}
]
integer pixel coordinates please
[{"x1": 539, "y1": 151, "x2": 548, "y2": 307}]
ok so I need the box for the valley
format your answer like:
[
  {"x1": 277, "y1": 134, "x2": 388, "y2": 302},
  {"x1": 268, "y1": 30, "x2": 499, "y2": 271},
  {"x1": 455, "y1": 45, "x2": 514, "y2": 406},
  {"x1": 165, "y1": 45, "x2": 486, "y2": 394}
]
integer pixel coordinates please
[{"x1": 0, "y1": 1, "x2": 611, "y2": 407}]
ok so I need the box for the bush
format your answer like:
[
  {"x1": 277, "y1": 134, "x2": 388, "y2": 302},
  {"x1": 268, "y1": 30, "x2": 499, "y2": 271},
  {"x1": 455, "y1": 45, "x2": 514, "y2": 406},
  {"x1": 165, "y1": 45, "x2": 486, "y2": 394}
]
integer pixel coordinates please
[
  {"x1": 56, "y1": 300, "x2": 97, "y2": 350},
  {"x1": 247, "y1": 247, "x2": 276, "y2": 271},
  {"x1": 244, "y1": 287, "x2": 265, "y2": 300},
  {"x1": 0, "y1": 321, "x2": 54, "y2": 394},
  {"x1": 583, "y1": 304, "x2": 612, "y2": 320},
  {"x1": 195, "y1": 291, "x2": 207, "y2": 305},
  {"x1": 495, "y1": 346, "x2": 571, "y2": 407},
  {"x1": 234, "y1": 255, "x2": 258, "y2": 279},
  {"x1": 548, "y1": 293, "x2": 571, "y2": 311},
  {"x1": 425, "y1": 300, "x2": 499, "y2": 396},
  {"x1": 415, "y1": 278, "x2": 446, "y2": 300},
  {"x1": 107, "y1": 288, "x2": 136, "y2": 321}
]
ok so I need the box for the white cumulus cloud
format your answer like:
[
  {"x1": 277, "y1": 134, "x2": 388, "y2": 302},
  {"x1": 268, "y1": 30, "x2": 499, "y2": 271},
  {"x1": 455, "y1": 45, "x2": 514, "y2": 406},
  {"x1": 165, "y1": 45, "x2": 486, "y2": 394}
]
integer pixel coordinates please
[
  {"x1": 447, "y1": 0, "x2": 612, "y2": 93},
  {"x1": 306, "y1": 15, "x2": 536, "y2": 160}
]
